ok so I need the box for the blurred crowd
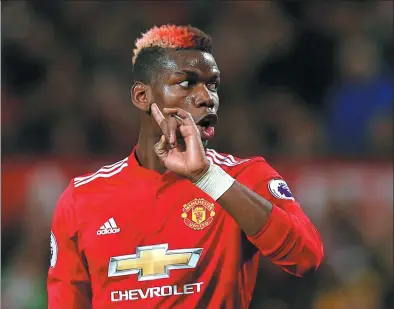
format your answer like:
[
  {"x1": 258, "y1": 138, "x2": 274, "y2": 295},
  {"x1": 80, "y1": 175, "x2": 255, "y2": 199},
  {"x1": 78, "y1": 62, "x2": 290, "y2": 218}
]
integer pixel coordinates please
[{"x1": 1, "y1": 1, "x2": 393, "y2": 309}]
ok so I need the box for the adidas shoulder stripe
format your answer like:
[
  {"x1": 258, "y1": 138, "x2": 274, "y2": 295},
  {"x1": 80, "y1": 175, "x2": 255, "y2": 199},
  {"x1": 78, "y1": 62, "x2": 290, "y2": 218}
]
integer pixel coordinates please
[
  {"x1": 74, "y1": 158, "x2": 128, "y2": 187},
  {"x1": 206, "y1": 149, "x2": 249, "y2": 167}
]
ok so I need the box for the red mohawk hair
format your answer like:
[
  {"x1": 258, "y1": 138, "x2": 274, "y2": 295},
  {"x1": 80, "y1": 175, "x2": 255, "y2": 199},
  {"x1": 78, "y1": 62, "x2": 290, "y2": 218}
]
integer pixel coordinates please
[{"x1": 132, "y1": 24, "x2": 211, "y2": 65}]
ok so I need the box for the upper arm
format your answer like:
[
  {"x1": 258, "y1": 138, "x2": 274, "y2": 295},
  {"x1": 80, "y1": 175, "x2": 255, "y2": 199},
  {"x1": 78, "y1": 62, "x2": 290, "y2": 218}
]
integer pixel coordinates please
[
  {"x1": 47, "y1": 183, "x2": 92, "y2": 309},
  {"x1": 236, "y1": 159, "x2": 322, "y2": 244},
  {"x1": 236, "y1": 159, "x2": 302, "y2": 215}
]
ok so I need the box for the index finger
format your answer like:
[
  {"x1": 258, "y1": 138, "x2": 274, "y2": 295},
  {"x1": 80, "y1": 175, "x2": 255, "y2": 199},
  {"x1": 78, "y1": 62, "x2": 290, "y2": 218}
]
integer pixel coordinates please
[
  {"x1": 163, "y1": 108, "x2": 194, "y2": 126},
  {"x1": 151, "y1": 103, "x2": 165, "y2": 126}
]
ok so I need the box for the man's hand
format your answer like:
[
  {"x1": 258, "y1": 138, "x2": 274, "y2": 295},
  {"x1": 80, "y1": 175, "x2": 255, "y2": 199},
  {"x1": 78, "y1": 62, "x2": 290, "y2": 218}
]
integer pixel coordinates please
[{"x1": 151, "y1": 103, "x2": 210, "y2": 182}]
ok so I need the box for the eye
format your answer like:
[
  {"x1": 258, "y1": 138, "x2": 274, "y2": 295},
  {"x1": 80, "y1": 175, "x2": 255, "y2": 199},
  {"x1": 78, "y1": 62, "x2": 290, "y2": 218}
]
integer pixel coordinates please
[
  {"x1": 208, "y1": 82, "x2": 219, "y2": 91},
  {"x1": 178, "y1": 80, "x2": 190, "y2": 88}
]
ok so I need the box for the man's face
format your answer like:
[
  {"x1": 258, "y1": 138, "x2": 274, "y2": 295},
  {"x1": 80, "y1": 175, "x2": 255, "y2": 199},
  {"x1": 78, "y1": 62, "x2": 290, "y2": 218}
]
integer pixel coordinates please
[{"x1": 150, "y1": 50, "x2": 220, "y2": 144}]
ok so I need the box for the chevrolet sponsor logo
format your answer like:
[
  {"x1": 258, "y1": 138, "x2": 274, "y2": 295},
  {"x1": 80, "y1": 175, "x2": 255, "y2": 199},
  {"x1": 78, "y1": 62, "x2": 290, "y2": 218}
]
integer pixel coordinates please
[{"x1": 108, "y1": 244, "x2": 203, "y2": 281}]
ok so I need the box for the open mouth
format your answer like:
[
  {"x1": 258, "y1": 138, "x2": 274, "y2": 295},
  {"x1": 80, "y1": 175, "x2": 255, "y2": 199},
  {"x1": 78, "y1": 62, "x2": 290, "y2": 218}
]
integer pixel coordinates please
[
  {"x1": 196, "y1": 113, "x2": 218, "y2": 140},
  {"x1": 196, "y1": 113, "x2": 218, "y2": 128}
]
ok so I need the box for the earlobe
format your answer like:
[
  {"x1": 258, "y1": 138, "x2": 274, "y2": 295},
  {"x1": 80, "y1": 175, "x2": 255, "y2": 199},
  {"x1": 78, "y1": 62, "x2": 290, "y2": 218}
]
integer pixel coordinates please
[{"x1": 131, "y1": 82, "x2": 151, "y2": 112}]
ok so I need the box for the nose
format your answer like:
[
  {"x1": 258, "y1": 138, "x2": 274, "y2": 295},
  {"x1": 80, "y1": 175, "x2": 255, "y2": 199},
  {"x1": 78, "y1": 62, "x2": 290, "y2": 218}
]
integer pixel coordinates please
[{"x1": 193, "y1": 84, "x2": 215, "y2": 109}]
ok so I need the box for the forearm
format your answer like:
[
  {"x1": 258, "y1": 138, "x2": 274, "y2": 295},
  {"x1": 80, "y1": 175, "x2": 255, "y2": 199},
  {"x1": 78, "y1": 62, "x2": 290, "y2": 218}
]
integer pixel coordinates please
[
  {"x1": 194, "y1": 163, "x2": 324, "y2": 275},
  {"x1": 217, "y1": 181, "x2": 273, "y2": 236},
  {"x1": 219, "y1": 181, "x2": 323, "y2": 275}
]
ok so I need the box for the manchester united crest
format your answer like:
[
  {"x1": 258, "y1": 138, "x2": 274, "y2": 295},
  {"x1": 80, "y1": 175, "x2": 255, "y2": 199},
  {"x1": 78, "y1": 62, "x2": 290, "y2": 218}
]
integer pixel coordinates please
[{"x1": 181, "y1": 198, "x2": 215, "y2": 230}]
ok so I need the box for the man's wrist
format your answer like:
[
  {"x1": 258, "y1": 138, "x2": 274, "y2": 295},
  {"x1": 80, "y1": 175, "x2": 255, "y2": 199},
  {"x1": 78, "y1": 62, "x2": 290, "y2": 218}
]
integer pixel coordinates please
[
  {"x1": 189, "y1": 162, "x2": 211, "y2": 183},
  {"x1": 193, "y1": 163, "x2": 235, "y2": 200}
]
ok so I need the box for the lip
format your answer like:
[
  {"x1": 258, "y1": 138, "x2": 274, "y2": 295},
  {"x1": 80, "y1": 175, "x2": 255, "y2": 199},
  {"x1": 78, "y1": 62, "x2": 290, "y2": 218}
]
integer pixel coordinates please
[
  {"x1": 194, "y1": 113, "x2": 218, "y2": 128},
  {"x1": 194, "y1": 113, "x2": 218, "y2": 141}
]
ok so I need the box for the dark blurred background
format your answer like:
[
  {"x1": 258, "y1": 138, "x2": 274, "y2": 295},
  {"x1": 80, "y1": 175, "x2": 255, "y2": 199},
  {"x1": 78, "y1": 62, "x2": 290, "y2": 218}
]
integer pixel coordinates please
[{"x1": 1, "y1": 1, "x2": 393, "y2": 308}]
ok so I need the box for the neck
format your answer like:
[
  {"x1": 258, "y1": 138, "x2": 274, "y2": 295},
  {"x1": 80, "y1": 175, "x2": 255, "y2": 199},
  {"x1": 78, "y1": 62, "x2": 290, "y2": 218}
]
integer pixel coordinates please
[{"x1": 136, "y1": 121, "x2": 167, "y2": 174}]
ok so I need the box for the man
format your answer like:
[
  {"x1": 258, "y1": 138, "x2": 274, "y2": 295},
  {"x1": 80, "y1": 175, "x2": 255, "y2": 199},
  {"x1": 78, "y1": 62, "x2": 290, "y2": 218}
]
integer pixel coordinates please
[{"x1": 47, "y1": 24, "x2": 324, "y2": 309}]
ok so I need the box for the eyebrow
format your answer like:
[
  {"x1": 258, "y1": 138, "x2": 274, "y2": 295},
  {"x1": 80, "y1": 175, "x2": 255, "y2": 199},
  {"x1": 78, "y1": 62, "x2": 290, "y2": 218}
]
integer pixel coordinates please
[{"x1": 174, "y1": 70, "x2": 220, "y2": 79}]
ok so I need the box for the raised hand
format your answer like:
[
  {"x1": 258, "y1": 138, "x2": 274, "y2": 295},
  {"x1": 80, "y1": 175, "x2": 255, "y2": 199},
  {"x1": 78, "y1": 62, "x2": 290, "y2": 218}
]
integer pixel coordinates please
[{"x1": 151, "y1": 103, "x2": 209, "y2": 182}]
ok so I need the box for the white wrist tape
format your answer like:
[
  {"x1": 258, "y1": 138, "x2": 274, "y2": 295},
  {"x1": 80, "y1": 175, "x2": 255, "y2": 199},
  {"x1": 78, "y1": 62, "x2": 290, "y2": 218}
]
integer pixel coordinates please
[{"x1": 193, "y1": 163, "x2": 235, "y2": 200}]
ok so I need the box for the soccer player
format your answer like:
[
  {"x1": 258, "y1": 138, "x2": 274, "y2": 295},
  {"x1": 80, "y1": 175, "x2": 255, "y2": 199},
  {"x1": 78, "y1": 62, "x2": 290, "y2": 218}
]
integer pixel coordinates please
[{"x1": 47, "y1": 24, "x2": 324, "y2": 309}]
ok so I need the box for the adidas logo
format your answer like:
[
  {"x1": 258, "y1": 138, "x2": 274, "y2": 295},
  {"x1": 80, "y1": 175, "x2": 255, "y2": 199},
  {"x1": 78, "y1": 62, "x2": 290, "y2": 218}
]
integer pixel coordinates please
[{"x1": 97, "y1": 217, "x2": 120, "y2": 235}]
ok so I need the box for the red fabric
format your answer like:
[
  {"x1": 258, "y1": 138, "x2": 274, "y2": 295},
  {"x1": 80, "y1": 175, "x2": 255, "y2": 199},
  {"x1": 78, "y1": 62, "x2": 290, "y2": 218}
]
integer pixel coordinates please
[
  {"x1": 47, "y1": 148, "x2": 323, "y2": 309},
  {"x1": 47, "y1": 183, "x2": 92, "y2": 309},
  {"x1": 237, "y1": 159, "x2": 324, "y2": 276}
]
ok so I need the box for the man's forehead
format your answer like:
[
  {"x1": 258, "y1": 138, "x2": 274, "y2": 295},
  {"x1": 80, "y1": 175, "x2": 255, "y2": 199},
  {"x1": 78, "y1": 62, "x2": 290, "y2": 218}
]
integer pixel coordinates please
[{"x1": 163, "y1": 50, "x2": 219, "y2": 73}]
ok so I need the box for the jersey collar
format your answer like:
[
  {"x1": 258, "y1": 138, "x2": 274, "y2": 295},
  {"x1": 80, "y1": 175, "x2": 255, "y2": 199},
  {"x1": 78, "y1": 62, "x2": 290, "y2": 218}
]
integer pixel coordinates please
[{"x1": 127, "y1": 145, "x2": 179, "y2": 182}]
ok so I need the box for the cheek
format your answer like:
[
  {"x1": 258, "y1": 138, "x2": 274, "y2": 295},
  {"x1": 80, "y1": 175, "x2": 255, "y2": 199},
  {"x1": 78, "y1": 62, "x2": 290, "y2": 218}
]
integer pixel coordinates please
[
  {"x1": 185, "y1": 95, "x2": 193, "y2": 106},
  {"x1": 162, "y1": 86, "x2": 188, "y2": 107}
]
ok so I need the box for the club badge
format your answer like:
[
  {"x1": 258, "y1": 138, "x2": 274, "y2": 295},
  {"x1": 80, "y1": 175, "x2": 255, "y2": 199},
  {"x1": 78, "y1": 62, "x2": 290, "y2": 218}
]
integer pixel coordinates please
[{"x1": 181, "y1": 198, "x2": 215, "y2": 230}]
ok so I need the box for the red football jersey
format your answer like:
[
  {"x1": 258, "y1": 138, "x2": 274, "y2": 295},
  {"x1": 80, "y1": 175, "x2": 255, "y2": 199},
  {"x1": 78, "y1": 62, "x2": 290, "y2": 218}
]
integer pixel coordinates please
[{"x1": 47, "y1": 148, "x2": 323, "y2": 309}]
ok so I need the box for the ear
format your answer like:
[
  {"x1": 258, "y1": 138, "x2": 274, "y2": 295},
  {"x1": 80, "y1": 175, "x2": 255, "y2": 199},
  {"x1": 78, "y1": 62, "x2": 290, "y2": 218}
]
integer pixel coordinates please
[{"x1": 131, "y1": 82, "x2": 151, "y2": 113}]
